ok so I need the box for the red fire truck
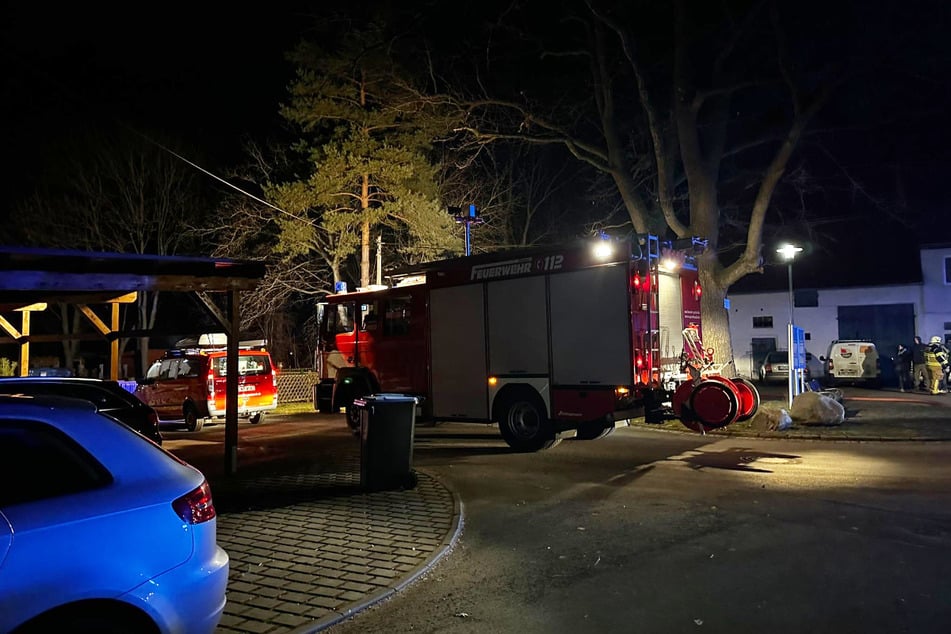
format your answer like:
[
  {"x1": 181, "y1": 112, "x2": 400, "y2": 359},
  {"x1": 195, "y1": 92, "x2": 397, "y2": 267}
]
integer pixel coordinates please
[{"x1": 314, "y1": 234, "x2": 759, "y2": 451}]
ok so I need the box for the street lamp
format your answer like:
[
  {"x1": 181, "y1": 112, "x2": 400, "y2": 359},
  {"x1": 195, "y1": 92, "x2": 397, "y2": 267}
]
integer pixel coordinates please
[
  {"x1": 776, "y1": 243, "x2": 803, "y2": 326},
  {"x1": 776, "y1": 243, "x2": 803, "y2": 406}
]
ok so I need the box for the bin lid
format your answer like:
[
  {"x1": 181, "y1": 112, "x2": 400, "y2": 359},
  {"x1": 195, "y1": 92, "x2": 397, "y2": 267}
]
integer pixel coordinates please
[{"x1": 366, "y1": 393, "x2": 418, "y2": 403}]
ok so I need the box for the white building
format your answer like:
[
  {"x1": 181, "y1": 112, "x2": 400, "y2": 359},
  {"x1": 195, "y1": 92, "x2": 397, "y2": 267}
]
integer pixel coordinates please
[{"x1": 727, "y1": 243, "x2": 951, "y2": 384}]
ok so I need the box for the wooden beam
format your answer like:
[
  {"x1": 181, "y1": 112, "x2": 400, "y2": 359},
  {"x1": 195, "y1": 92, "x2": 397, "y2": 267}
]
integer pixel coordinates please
[
  {"x1": 195, "y1": 291, "x2": 232, "y2": 336},
  {"x1": 110, "y1": 302, "x2": 119, "y2": 380},
  {"x1": 78, "y1": 305, "x2": 111, "y2": 336},
  {"x1": 0, "y1": 315, "x2": 21, "y2": 340},
  {"x1": 18, "y1": 311, "x2": 30, "y2": 377},
  {"x1": 14, "y1": 302, "x2": 47, "y2": 312}
]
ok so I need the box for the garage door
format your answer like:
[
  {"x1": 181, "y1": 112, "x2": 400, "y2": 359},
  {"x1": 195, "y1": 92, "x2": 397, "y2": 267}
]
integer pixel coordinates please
[{"x1": 837, "y1": 304, "x2": 915, "y2": 386}]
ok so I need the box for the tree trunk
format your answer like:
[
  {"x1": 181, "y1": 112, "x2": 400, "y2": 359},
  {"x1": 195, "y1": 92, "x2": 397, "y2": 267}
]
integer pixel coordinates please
[
  {"x1": 360, "y1": 173, "x2": 371, "y2": 289},
  {"x1": 698, "y1": 260, "x2": 736, "y2": 377}
]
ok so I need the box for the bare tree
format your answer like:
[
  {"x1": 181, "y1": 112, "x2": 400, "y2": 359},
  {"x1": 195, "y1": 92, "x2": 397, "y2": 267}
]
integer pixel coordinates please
[
  {"x1": 451, "y1": 0, "x2": 842, "y2": 367},
  {"x1": 8, "y1": 128, "x2": 209, "y2": 375}
]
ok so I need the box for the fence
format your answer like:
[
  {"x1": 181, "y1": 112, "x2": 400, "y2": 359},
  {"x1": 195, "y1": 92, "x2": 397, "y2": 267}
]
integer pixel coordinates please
[{"x1": 276, "y1": 369, "x2": 319, "y2": 403}]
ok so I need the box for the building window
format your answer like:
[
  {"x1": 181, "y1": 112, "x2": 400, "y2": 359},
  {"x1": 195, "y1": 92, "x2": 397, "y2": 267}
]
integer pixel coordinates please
[
  {"x1": 794, "y1": 289, "x2": 818, "y2": 307},
  {"x1": 753, "y1": 316, "x2": 773, "y2": 328}
]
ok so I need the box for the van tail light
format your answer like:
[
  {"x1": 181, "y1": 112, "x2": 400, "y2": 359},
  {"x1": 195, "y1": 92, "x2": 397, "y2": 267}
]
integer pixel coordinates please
[{"x1": 172, "y1": 480, "x2": 217, "y2": 524}]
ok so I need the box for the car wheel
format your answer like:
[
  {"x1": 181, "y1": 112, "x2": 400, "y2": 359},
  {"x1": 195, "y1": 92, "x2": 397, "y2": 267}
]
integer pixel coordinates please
[
  {"x1": 184, "y1": 403, "x2": 203, "y2": 432},
  {"x1": 497, "y1": 388, "x2": 559, "y2": 452},
  {"x1": 17, "y1": 604, "x2": 159, "y2": 634},
  {"x1": 249, "y1": 412, "x2": 265, "y2": 425}
]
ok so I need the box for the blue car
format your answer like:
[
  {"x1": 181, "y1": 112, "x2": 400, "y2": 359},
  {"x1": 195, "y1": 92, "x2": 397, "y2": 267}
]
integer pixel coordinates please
[{"x1": 0, "y1": 394, "x2": 229, "y2": 633}]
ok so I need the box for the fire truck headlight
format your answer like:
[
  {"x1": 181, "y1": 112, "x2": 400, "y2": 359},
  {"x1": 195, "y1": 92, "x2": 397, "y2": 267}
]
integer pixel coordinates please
[
  {"x1": 488, "y1": 376, "x2": 498, "y2": 387},
  {"x1": 615, "y1": 386, "x2": 630, "y2": 397}
]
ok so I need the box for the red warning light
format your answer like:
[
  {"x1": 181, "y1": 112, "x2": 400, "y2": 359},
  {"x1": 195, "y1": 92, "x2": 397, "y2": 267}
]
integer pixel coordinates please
[{"x1": 693, "y1": 280, "x2": 702, "y2": 300}]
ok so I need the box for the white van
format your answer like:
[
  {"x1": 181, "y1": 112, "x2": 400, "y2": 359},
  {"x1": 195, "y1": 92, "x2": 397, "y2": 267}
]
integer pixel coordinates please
[{"x1": 822, "y1": 340, "x2": 881, "y2": 387}]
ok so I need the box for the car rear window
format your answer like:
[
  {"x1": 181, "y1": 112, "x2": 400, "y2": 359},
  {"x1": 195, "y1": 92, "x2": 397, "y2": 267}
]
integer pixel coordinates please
[
  {"x1": 0, "y1": 420, "x2": 112, "y2": 506},
  {"x1": 211, "y1": 354, "x2": 271, "y2": 377},
  {"x1": 0, "y1": 383, "x2": 129, "y2": 410}
]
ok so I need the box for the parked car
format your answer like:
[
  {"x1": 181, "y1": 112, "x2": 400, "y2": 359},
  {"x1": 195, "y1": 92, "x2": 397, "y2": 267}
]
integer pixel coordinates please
[
  {"x1": 0, "y1": 377, "x2": 163, "y2": 444},
  {"x1": 757, "y1": 350, "x2": 819, "y2": 384},
  {"x1": 0, "y1": 394, "x2": 229, "y2": 633},
  {"x1": 135, "y1": 335, "x2": 278, "y2": 431}
]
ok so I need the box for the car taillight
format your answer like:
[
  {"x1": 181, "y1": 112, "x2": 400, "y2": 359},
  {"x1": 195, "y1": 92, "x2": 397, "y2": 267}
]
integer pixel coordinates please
[{"x1": 172, "y1": 480, "x2": 217, "y2": 524}]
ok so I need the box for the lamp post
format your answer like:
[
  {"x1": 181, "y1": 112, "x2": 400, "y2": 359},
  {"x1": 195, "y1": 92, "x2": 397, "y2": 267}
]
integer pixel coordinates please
[
  {"x1": 776, "y1": 243, "x2": 803, "y2": 406},
  {"x1": 776, "y1": 243, "x2": 802, "y2": 326}
]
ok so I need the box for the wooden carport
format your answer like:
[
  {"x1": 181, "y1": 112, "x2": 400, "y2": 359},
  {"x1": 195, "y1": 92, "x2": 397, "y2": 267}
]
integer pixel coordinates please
[{"x1": 0, "y1": 247, "x2": 266, "y2": 475}]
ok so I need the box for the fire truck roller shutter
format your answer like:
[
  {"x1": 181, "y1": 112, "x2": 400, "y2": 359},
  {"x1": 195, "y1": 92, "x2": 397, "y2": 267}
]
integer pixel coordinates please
[
  {"x1": 430, "y1": 284, "x2": 489, "y2": 420},
  {"x1": 549, "y1": 264, "x2": 633, "y2": 386},
  {"x1": 487, "y1": 276, "x2": 549, "y2": 376}
]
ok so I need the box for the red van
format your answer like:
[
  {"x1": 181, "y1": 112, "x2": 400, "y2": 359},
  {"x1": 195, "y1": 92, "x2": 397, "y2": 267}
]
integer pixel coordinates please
[{"x1": 136, "y1": 336, "x2": 278, "y2": 431}]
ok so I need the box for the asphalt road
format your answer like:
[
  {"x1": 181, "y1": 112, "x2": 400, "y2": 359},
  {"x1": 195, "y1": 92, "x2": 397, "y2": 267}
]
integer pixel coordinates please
[
  {"x1": 162, "y1": 387, "x2": 951, "y2": 634},
  {"x1": 324, "y1": 422, "x2": 951, "y2": 634}
]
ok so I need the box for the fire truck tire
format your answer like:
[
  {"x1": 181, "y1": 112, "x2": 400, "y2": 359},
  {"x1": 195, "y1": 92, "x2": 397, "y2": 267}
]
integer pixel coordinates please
[
  {"x1": 574, "y1": 420, "x2": 615, "y2": 440},
  {"x1": 316, "y1": 381, "x2": 335, "y2": 413},
  {"x1": 688, "y1": 379, "x2": 739, "y2": 429},
  {"x1": 345, "y1": 403, "x2": 362, "y2": 436},
  {"x1": 496, "y1": 388, "x2": 559, "y2": 452},
  {"x1": 250, "y1": 412, "x2": 265, "y2": 425},
  {"x1": 731, "y1": 377, "x2": 760, "y2": 421},
  {"x1": 184, "y1": 403, "x2": 203, "y2": 432}
]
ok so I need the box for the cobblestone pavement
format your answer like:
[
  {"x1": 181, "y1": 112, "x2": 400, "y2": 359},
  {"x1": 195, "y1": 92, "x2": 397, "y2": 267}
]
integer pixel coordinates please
[{"x1": 168, "y1": 433, "x2": 463, "y2": 634}]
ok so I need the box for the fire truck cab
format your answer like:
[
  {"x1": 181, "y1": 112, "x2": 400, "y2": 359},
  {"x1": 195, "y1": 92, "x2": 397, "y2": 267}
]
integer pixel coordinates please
[{"x1": 314, "y1": 235, "x2": 755, "y2": 451}]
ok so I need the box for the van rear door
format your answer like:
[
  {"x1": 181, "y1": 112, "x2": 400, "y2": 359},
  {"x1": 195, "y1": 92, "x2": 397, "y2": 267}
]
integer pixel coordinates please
[{"x1": 208, "y1": 353, "x2": 278, "y2": 415}]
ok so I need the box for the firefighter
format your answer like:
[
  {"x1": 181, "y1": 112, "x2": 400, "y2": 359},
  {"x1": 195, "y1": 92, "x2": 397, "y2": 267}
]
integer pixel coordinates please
[{"x1": 924, "y1": 336, "x2": 949, "y2": 395}]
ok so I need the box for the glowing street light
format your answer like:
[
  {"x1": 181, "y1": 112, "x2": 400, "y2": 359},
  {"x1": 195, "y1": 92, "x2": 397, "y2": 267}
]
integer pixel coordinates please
[
  {"x1": 776, "y1": 243, "x2": 803, "y2": 406},
  {"x1": 776, "y1": 243, "x2": 802, "y2": 326}
]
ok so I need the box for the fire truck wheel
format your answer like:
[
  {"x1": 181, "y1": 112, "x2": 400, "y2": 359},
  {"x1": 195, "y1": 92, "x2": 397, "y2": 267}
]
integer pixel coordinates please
[
  {"x1": 249, "y1": 412, "x2": 265, "y2": 425},
  {"x1": 345, "y1": 404, "x2": 361, "y2": 436},
  {"x1": 574, "y1": 420, "x2": 615, "y2": 440},
  {"x1": 497, "y1": 389, "x2": 558, "y2": 452},
  {"x1": 184, "y1": 403, "x2": 203, "y2": 432}
]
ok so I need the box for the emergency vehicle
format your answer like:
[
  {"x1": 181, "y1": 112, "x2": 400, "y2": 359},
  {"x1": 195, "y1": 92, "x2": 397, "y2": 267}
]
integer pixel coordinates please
[
  {"x1": 136, "y1": 333, "x2": 278, "y2": 431},
  {"x1": 314, "y1": 235, "x2": 759, "y2": 451}
]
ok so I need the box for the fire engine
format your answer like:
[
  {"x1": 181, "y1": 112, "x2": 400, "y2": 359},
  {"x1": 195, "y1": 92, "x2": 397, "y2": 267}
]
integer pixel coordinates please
[{"x1": 314, "y1": 235, "x2": 759, "y2": 451}]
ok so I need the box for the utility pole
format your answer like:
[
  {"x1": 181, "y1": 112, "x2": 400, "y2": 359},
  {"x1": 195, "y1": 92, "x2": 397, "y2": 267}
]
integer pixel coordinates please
[{"x1": 376, "y1": 234, "x2": 382, "y2": 286}]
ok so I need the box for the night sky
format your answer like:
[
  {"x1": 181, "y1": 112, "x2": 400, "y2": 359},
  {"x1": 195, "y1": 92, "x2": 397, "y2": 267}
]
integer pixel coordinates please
[{"x1": 3, "y1": 1, "x2": 950, "y2": 291}]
